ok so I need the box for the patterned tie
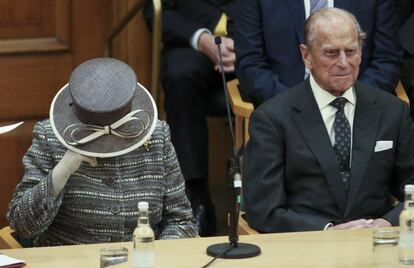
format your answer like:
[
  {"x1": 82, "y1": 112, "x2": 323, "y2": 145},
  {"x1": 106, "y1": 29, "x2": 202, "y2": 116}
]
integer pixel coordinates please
[
  {"x1": 310, "y1": 0, "x2": 328, "y2": 14},
  {"x1": 330, "y1": 97, "x2": 351, "y2": 194}
]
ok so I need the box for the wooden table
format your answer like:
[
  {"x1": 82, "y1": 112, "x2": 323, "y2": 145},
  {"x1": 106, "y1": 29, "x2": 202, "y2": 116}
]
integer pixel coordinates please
[{"x1": 0, "y1": 228, "x2": 406, "y2": 267}]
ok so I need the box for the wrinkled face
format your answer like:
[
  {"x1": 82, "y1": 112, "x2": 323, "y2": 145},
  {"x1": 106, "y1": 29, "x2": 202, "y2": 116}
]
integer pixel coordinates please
[{"x1": 300, "y1": 19, "x2": 361, "y2": 96}]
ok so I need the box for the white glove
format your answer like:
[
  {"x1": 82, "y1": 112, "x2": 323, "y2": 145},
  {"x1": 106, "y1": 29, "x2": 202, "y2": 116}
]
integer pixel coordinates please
[{"x1": 51, "y1": 150, "x2": 97, "y2": 197}]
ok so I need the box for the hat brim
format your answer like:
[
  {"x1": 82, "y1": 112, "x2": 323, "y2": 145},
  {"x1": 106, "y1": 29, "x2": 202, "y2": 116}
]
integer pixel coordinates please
[{"x1": 50, "y1": 82, "x2": 158, "y2": 158}]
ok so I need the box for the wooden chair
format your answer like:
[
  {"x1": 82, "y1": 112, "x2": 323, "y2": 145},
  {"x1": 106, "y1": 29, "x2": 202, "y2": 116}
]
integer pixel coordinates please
[
  {"x1": 0, "y1": 226, "x2": 22, "y2": 249},
  {"x1": 396, "y1": 80, "x2": 410, "y2": 105},
  {"x1": 226, "y1": 80, "x2": 257, "y2": 234},
  {"x1": 238, "y1": 213, "x2": 259, "y2": 235},
  {"x1": 226, "y1": 79, "x2": 254, "y2": 150},
  {"x1": 150, "y1": 0, "x2": 162, "y2": 109}
]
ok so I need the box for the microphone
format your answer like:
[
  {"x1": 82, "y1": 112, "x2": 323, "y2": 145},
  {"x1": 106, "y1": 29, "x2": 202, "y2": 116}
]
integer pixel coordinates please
[{"x1": 205, "y1": 36, "x2": 261, "y2": 260}]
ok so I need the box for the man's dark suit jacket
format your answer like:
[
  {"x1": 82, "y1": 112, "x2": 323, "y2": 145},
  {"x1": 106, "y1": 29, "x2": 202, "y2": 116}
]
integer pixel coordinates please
[
  {"x1": 243, "y1": 80, "x2": 414, "y2": 233},
  {"x1": 144, "y1": 0, "x2": 236, "y2": 47},
  {"x1": 396, "y1": 0, "x2": 414, "y2": 55},
  {"x1": 234, "y1": 0, "x2": 403, "y2": 106}
]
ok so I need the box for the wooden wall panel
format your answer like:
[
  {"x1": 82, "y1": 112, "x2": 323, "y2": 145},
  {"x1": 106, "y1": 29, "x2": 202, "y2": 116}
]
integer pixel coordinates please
[
  {"x1": 0, "y1": 0, "x2": 70, "y2": 54},
  {"x1": 0, "y1": 0, "x2": 113, "y2": 228},
  {"x1": 111, "y1": 0, "x2": 152, "y2": 89},
  {"x1": 0, "y1": 55, "x2": 72, "y2": 120},
  {"x1": 0, "y1": 0, "x2": 56, "y2": 39}
]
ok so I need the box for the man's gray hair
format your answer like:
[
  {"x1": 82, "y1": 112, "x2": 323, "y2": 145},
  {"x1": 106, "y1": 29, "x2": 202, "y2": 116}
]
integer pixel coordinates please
[{"x1": 304, "y1": 8, "x2": 367, "y2": 48}]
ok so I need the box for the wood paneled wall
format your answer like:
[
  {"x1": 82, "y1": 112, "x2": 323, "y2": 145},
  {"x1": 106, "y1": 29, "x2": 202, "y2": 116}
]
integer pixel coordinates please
[{"x1": 111, "y1": 0, "x2": 152, "y2": 90}]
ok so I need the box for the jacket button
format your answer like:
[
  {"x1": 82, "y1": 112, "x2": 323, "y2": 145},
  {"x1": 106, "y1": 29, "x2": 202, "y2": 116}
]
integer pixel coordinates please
[
  {"x1": 103, "y1": 177, "x2": 115, "y2": 186},
  {"x1": 111, "y1": 205, "x2": 121, "y2": 214}
]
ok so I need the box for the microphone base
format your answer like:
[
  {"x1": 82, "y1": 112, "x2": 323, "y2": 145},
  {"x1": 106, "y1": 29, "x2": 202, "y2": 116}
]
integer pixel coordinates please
[{"x1": 206, "y1": 242, "x2": 261, "y2": 259}]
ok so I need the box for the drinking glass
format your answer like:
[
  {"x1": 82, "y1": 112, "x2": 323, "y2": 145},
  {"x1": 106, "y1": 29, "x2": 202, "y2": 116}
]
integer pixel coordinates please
[
  {"x1": 372, "y1": 229, "x2": 399, "y2": 267},
  {"x1": 100, "y1": 247, "x2": 128, "y2": 268}
]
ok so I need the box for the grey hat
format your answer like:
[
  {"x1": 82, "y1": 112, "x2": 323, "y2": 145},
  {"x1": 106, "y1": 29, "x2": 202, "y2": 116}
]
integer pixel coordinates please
[{"x1": 50, "y1": 58, "x2": 157, "y2": 157}]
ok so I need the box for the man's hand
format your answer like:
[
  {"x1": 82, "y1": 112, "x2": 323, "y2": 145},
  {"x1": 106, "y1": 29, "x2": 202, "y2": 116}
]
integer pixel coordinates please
[
  {"x1": 52, "y1": 150, "x2": 97, "y2": 197},
  {"x1": 214, "y1": 37, "x2": 235, "y2": 73},
  {"x1": 198, "y1": 32, "x2": 235, "y2": 73},
  {"x1": 371, "y1": 218, "x2": 392, "y2": 228},
  {"x1": 329, "y1": 219, "x2": 374, "y2": 230}
]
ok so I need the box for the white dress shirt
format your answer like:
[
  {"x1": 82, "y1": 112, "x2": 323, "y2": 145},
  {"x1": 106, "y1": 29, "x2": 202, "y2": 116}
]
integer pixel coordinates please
[{"x1": 309, "y1": 74, "x2": 356, "y2": 151}]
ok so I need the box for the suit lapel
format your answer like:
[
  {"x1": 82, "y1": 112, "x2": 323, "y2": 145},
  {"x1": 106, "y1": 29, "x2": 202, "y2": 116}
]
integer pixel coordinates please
[
  {"x1": 285, "y1": 0, "x2": 306, "y2": 44},
  {"x1": 334, "y1": 0, "x2": 351, "y2": 10},
  {"x1": 345, "y1": 83, "x2": 381, "y2": 216},
  {"x1": 292, "y1": 81, "x2": 346, "y2": 214}
]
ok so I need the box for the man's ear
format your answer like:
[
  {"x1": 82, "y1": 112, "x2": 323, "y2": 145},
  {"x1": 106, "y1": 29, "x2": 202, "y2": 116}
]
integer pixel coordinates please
[{"x1": 300, "y1": 44, "x2": 311, "y2": 69}]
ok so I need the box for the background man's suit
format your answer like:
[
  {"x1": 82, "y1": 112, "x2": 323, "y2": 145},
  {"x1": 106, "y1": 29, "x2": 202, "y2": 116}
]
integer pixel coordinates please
[
  {"x1": 144, "y1": 0, "x2": 237, "y2": 236},
  {"x1": 395, "y1": 0, "x2": 414, "y2": 118},
  {"x1": 234, "y1": 0, "x2": 403, "y2": 107},
  {"x1": 243, "y1": 80, "x2": 414, "y2": 232}
]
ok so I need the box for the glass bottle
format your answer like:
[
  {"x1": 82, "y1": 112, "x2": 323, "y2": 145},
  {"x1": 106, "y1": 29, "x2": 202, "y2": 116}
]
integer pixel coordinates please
[
  {"x1": 399, "y1": 184, "x2": 414, "y2": 264},
  {"x1": 133, "y1": 201, "x2": 155, "y2": 268}
]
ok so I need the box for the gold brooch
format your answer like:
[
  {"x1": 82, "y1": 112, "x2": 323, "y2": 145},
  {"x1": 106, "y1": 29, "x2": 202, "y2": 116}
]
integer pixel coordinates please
[{"x1": 143, "y1": 139, "x2": 151, "y2": 151}]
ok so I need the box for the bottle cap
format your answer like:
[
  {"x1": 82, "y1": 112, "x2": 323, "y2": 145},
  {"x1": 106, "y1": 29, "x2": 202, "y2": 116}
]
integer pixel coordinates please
[
  {"x1": 138, "y1": 201, "x2": 149, "y2": 210},
  {"x1": 404, "y1": 184, "x2": 414, "y2": 192}
]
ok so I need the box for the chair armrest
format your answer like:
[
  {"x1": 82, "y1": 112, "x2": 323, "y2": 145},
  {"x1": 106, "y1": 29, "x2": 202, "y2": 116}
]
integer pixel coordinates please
[
  {"x1": 238, "y1": 213, "x2": 259, "y2": 235},
  {"x1": 396, "y1": 80, "x2": 410, "y2": 105},
  {"x1": 227, "y1": 79, "x2": 254, "y2": 118},
  {"x1": 0, "y1": 226, "x2": 22, "y2": 249}
]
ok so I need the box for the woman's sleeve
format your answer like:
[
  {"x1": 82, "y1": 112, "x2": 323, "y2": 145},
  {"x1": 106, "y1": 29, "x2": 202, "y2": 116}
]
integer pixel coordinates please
[
  {"x1": 158, "y1": 121, "x2": 198, "y2": 239},
  {"x1": 7, "y1": 121, "x2": 65, "y2": 239}
]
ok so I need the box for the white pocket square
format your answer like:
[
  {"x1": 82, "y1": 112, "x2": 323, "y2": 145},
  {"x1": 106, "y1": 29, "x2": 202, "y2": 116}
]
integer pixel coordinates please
[{"x1": 374, "y1": 140, "x2": 393, "y2": 152}]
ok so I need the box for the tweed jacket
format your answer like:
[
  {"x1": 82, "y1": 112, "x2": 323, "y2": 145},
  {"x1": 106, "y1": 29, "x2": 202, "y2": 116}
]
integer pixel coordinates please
[{"x1": 7, "y1": 119, "x2": 198, "y2": 246}]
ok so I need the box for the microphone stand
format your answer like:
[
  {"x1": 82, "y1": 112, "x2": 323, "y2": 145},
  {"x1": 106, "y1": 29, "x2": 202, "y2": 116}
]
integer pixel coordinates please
[{"x1": 205, "y1": 36, "x2": 261, "y2": 260}]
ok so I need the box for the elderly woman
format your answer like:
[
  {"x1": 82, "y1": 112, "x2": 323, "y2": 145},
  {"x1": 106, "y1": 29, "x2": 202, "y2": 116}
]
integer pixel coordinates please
[{"x1": 7, "y1": 58, "x2": 198, "y2": 246}]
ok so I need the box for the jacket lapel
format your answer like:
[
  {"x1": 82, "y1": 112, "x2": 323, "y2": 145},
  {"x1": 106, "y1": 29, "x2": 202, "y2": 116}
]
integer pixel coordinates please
[
  {"x1": 292, "y1": 81, "x2": 347, "y2": 214},
  {"x1": 285, "y1": 0, "x2": 306, "y2": 44},
  {"x1": 345, "y1": 83, "x2": 381, "y2": 215}
]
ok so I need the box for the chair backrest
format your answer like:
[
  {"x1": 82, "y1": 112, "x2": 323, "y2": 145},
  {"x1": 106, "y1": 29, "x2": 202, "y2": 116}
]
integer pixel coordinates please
[{"x1": 0, "y1": 226, "x2": 22, "y2": 249}]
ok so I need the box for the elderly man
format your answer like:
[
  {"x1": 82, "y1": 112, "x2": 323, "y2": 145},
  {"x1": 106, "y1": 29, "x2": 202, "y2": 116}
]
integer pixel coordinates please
[{"x1": 243, "y1": 8, "x2": 414, "y2": 233}]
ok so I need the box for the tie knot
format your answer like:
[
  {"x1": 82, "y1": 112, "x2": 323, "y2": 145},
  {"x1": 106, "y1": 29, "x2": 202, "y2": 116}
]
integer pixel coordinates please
[
  {"x1": 330, "y1": 97, "x2": 347, "y2": 111},
  {"x1": 310, "y1": 0, "x2": 328, "y2": 14}
]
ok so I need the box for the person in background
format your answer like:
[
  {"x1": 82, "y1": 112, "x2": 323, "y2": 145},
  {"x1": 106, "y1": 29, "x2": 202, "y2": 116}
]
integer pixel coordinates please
[
  {"x1": 243, "y1": 8, "x2": 414, "y2": 233},
  {"x1": 7, "y1": 58, "x2": 197, "y2": 246},
  {"x1": 234, "y1": 0, "x2": 403, "y2": 107},
  {"x1": 395, "y1": 0, "x2": 414, "y2": 118},
  {"x1": 144, "y1": 0, "x2": 238, "y2": 236}
]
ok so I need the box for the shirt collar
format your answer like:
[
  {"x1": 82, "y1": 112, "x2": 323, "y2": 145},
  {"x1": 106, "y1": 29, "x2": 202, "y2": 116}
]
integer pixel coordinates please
[{"x1": 310, "y1": 74, "x2": 356, "y2": 110}]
